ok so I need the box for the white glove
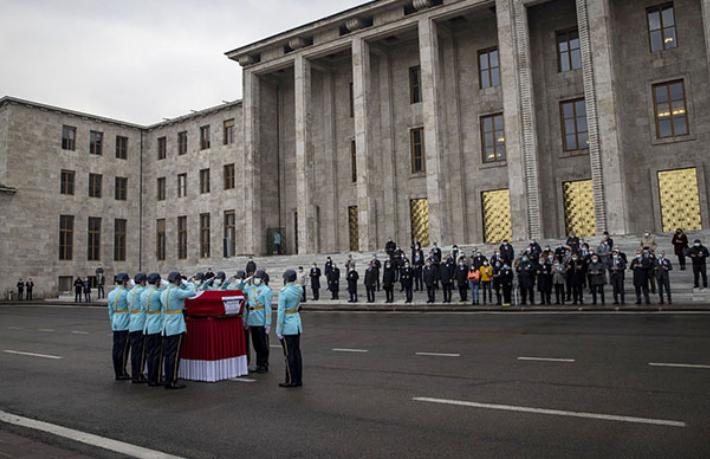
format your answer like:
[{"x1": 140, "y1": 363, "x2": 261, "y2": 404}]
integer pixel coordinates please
[
  {"x1": 277, "y1": 334, "x2": 283, "y2": 341},
  {"x1": 160, "y1": 279, "x2": 169, "y2": 288},
  {"x1": 265, "y1": 326, "x2": 271, "y2": 335},
  {"x1": 181, "y1": 279, "x2": 188, "y2": 287},
  {"x1": 128, "y1": 279, "x2": 136, "y2": 288}
]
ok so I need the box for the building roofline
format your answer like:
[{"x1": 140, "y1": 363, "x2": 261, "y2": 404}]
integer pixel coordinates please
[
  {"x1": 224, "y1": 0, "x2": 397, "y2": 61},
  {"x1": 0, "y1": 96, "x2": 242, "y2": 130}
]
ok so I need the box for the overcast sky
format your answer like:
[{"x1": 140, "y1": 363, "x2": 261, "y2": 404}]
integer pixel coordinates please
[{"x1": 0, "y1": 0, "x2": 364, "y2": 125}]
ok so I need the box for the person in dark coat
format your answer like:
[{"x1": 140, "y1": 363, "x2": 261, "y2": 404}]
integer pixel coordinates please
[
  {"x1": 608, "y1": 249, "x2": 627, "y2": 305},
  {"x1": 587, "y1": 255, "x2": 607, "y2": 305},
  {"x1": 16, "y1": 278, "x2": 24, "y2": 301},
  {"x1": 492, "y1": 262, "x2": 504, "y2": 305},
  {"x1": 74, "y1": 277, "x2": 84, "y2": 303},
  {"x1": 671, "y1": 229, "x2": 689, "y2": 271},
  {"x1": 393, "y1": 248, "x2": 405, "y2": 286},
  {"x1": 500, "y1": 264, "x2": 514, "y2": 306},
  {"x1": 412, "y1": 243, "x2": 424, "y2": 291},
  {"x1": 382, "y1": 260, "x2": 395, "y2": 303},
  {"x1": 364, "y1": 262, "x2": 378, "y2": 303},
  {"x1": 328, "y1": 264, "x2": 340, "y2": 300},
  {"x1": 347, "y1": 268, "x2": 359, "y2": 303},
  {"x1": 430, "y1": 243, "x2": 442, "y2": 288},
  {"x1": 452, "y1": 245, "x2": 460, "y2": 264},
  {"x1": 516, "y1": 256, "x2": 535, "y2": 305},
  {"x1": 499, "y1": 240, "x2": 515, "y2": 265},
  {"x1": 400, "y1": 261, "x2": 413, "y2": 304},
  {"x1": 25, "y1": 278, "x2": 34, "y2": 300},
  {"x1": 439, "y1": 256, "x2": 455, "y2": 304},
  {"x1": 537, "y1": 257, "x2": 553, "y2": 305},
  {"x1": 688, "y1": 239, "x2": 709, "y2": 289},
  {"x1": 325, "y1": 257, "x2": 333, "y2": 277},
  {"x1": 385, "y1": 239, "x2": 397, "y2": 258},
  {"x1": 372, "y1": 255, "x2": 382, "y2": 291},
  {"x1": 83, "y1": 278, "x2": 92, "y2": 302},
  {"x1": 568, "y1": 255, "x2": 586, "y2": 305},
  {"x1": 423, "y1": 259, "x2": 437, "y2": 304},
  {"x1": 566, "y1": 232, "x2": 580, "y2": 254},
  {"x1": 471, "y1": 250, "x2": 487, "y2": 269},
  {"x1": 655, "y1": 251, "x2": 673, "y2": 304},
  {"x1": 309, "y1": 263, "x2": 322, "y2": 300},
  {"x1": 455, "y1": 258, "x2": 469, "y2": 302},
  {"x1": 552, "y1": 259, "x2": 567, "y2": 305},
  {"x1": 630, "y1": 251, "x2": 651, "y2": 305}
]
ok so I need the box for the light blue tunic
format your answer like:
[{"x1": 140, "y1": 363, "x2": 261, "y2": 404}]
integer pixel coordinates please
[
  {"x1": 244, "y1": 284, "x2": 272, "y2": 328},
  {"x1": 127, "y1": 285, "x2": 146, "y2": 333},
  {"x1": 107, "y1": 286, "x2": 130, "y2": 331},
  {"x1": 141, "y1": 286, "x2": 164, "y2": 335},
  {"x1": 160, "y1": 283, "x2": 197, "y2": 336},
  {"x1": 276, "y1": 283, "x2": 303, "y2": 336}
]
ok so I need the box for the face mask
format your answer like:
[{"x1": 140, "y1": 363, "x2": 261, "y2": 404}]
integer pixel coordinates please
[
  {"x1": 254, "y1": 278, "x2": 262, "y2": 286},
  {"x1": 695, "y1": 243, "x2": 701, "y2": 247},
  {"x1": 405, "y1": 263, "x2": 410, "y2": 268},
  {"x1": 483, "y1": 262, "x2": 488, "y2": 266},
  {"x1": 592, "y1": 258, "x2": 598, "y2": 263}
]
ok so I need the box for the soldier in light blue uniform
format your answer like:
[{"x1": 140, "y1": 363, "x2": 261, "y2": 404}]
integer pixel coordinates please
[
  {"x1": 160, "y1": 272, "x2": 197, "y2": 390},
  {"x1": 192, "y1": 272, "x2": 206, "y2": 291},
  {"x1": 107, "y1": 273, "x2": 131, "y2": 381},
  {"x1": 244, "y1": 270, "x2": 272, "y2": 373},
  {"x1": 127, "y1": 273, "x2": 147, "y2": 383},
  {"x1": 226, "y1": 270, "x2": 248, "y2": 291},
  {"x1": 276, "y1": 269, "x2": 303, "y2": 388},
  {"x1": 204, "y1": 271, "x2": 228, "y2": 290},
  {"x1": 141, "y1": 273, "x2": 165, "y2": 387}
]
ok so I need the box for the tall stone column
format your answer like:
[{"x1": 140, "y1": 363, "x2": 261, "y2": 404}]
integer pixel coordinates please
[
  {"x1": 418, "y1": 17, "x2": 448, "y2": 246},
  {"x1": 496, "y1": 0, "x2": 543, "y2": 241},
  {"x1": 294, "y1": 55, "x2": 318, "y2": 254},
  {"x1": 701, "y1": 1, "x2": 710, "y2": 82},
  {"x1": 242, "y1": 69, "x2": 263, "y2": 255},
  {"x1": 352, "y1": 37, "x2": 377, "y2": 251},
  {"x1": 576, "y1": 0, "x2": 628, "y2": 235}
]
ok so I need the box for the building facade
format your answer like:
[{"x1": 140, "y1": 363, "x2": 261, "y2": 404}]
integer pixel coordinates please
[{"x1": 1, "y1": 0, "x2": 710, "y2": 296}]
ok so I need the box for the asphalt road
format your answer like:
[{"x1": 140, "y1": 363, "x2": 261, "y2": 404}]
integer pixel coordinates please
[{"x1": 1, "y1": 304, "x2": 709, "y2": 458}]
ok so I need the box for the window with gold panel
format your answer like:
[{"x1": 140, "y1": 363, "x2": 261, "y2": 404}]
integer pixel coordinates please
[
  {"x1": 563, "y1": 179, "x2": 595, "y2": 238},
  {"x1": 481, "y1": 189, "x2": 512, "y2": 244},
  {"x1": 410, "y1": 198, "x2": 430, "y2": 247},
  {"x1": 658, "y1": 168, "x2": 702, "y2": 232}
]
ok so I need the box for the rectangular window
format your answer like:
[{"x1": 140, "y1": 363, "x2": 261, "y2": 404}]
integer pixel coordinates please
[
  {"x1": 349, "y1": 82, "x2": 354, "y2": 118},
  {"x1": 156, "y1": 219, "x2": 166, "y2": 261},
  {"x1": 410, "y1": 128, "x2": 425, "y2": 174},
  {"x1": 178, "y1": 131, "x2": 187, "y2": 155},
  {"x1": 409, "y1": 65, "x2": 422, "y2": 104},
  {"x1": 177, "y1": 216, "x2": 187, "y2": 259},
  {"x1": 157, "y1": 136, "x2": 167, "y2": 160},
  {"x1": 557, "y1": 29, "x2": 581, "y2": 72},
  {"x1": 200, "y1": 168, "x2": 210, "y2": 194},
  {"x1": 90, "y1": 130, "x2": 103, "y2": 155},
  {"x1": 87, "y1": 217, "x2": 101, "y2": 261},
  {"x1": 478, "y1": 48, "x2": 500, "y2": 89},
  {"x1": 223, "y1": 163, "x2": 235, "y2": 190},
  {"x1": 648, "y1": 3, "x2": 677, "y2": 52},
  {"x1": 224, "y1": 210, "x2": 236, "y2": 257},
  {"x1": 88, "y1": 173, "x2": 102, "y2": 198},
  {"x1": 653, "y1": 80, "x2": 688, "y2": 138},
  {"x1": 560, "y1": 99, "x2": 589, "y2": 151},
  {"x1": 157, "y1": 177, "x2": 166, "y2": 201},
  {"x1": 59, "y1": 215, "x2": 74, "y2": 260},
  {"x1": 114, "y1": 176, "x2": 128, "y2": 201},
  {"x1": 200, "y1": 125, "x2": 211, "y2": 150},
  {"x1": 114, "y1": 218, "x2": 126, "y2": 261},
  {"x1": 115, "y1": 135, "x2": 128, "y2": 159},
  {"x1": 200, "y1": 213, "x2": 210, "y2": 258},
  {"x1": 351, "y1": 140, "x2": 357, "y2": 183},
  {"x1": 62, "y1": 126, "x2": 76, "y2": 151},
  {"x1": 223, "y1": 119, "x2": 235, "y2": 145},
  {"x1": 60, "y1": 169, "x2": 75, "y2": 195},
  {"x1": 177, "y1": 173, "x2": 187, "y2": 198},
  {"x1": 481, "y1": 113, "x2": 506, "y2": 163}
]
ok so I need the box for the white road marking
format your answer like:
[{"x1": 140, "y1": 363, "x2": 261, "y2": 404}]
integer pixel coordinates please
[
  {"x1": 269, "y1": 345, "x2": 282, "y2": 349},
  {"x1": 415, "y1": 352, "x2": 461, "y2": 357},
  {"x1": 412, "y1": 397, "x2": 686, "y2": 428},
  {"x1": 649, "y1": 362, "x2": 710, "y2": 370},
  {"x1": 71, "y1": 330, "x2": 89, "y2": 335},
  {"x1": 517, "y1": 357, "x2": 575, "y2": 363},
  {"x1": 332, "y1": 348, "x2": 369, "y2": 353},
  {"x1": 38, "y1": 328, "x2": 55, "y2": 332},
  {"x1": 6, "y1": 326, "x2": 21, "y2": 330},
  {"x1": 0, "y1": 410, "x2": 184, "y2": 458},
  {"x1": 229, "y1": 378, "x2": 256, "y2": 383},
  {"x1": 3, "y1": 350, "x2": 62, "y2": 360}
]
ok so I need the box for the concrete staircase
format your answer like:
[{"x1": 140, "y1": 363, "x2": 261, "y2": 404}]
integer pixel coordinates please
[{"x1": 205, "y1": 230, "x2": 710, "y2": 306}]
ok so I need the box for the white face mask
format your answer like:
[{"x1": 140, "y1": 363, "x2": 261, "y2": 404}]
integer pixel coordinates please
[{"x1": 254, "y1": 278, "x2": 262, "y2": 286}]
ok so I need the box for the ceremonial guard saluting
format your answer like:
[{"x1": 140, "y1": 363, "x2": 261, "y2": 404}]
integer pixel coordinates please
[
  {"x1": 244, "y1": 271, "x2": 272, "y2": 373},
  {"x1": 107, "y1": 273, "x2": 131, "y2": 381},
  {"x1": 160, "y1": 272, "x2": 197, "y2": 389},
  {"x1": 128, "y1": 273, "x2": 148, "y2": 383},
  {"x1": 277, "y1": 270, "x2": 303, "y2": 388},
  {"x1": 309, "y1": 263, "x2": 321, "y2": 300},
  {"x1": 141, "y1": 273, "x2": 165, "y2": 386}
]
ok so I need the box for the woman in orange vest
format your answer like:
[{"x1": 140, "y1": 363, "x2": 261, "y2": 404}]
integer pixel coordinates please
[{"x1": 467, "y1": 266, "x2": 481, "y2": 305}]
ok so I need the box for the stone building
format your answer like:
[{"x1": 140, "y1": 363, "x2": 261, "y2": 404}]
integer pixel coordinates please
[{"x1": 1, "y1": 0, "x2": 710, "y2": 296}]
